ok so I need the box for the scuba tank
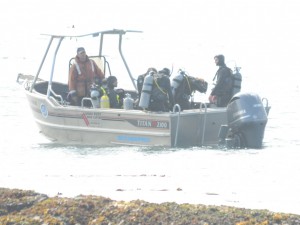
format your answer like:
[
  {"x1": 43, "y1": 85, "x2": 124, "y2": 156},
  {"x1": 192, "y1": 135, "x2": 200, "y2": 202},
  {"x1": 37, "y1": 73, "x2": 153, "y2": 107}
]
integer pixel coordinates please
[
  {"x1": 90, "y1": 89, "x2": 100, "y2": 108},
  {"x1": 232, "y1": 66, "x2": 242, "y2": 96},
  {"x1": 123, "y1": 93, "x2": 134, "y2": 110},
  {"x1": 171, "y1": 70, "x2": 185, "y2": 96},
  {"x1": 100, "y1": 93, "x2": 110, "y2": 108},
  {"x1": 139, "y1": 71, "x2": 154, "y2": 109}
]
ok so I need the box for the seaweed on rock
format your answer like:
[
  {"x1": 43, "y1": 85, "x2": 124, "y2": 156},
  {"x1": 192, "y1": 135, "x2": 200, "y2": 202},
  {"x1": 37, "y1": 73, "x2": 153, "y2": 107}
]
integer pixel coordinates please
[{"x1": 1, "y1": 188, "x2": 300, "y2": 225}]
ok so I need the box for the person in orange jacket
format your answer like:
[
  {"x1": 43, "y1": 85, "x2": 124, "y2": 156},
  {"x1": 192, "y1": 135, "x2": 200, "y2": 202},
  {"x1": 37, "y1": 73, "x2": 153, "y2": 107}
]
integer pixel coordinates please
[{"x1": 68, "y1": 47, "x2": 105, "y2": 106}]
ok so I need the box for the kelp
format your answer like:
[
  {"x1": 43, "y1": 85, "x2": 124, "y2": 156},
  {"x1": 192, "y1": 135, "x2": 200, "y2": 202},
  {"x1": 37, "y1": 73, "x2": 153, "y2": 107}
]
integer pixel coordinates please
[{"x1": 0, "y1": 188, "x2": 299, "y2": 225}]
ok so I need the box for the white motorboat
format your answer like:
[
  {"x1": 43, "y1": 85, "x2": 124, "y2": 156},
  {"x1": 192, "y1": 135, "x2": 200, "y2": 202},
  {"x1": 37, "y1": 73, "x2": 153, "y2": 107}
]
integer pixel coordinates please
[{"x1": 19, "y1": 29, "x2": 270, "y2": 148}]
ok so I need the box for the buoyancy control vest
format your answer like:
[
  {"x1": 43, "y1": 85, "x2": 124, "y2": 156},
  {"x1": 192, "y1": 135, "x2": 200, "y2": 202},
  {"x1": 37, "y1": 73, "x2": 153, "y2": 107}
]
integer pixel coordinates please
[
  {"x1": 151, "y1": 75, "x2": 168, "y2": 102},
  {"x1": 212, "y1": 66, "x2": 234, "y2": 96}
]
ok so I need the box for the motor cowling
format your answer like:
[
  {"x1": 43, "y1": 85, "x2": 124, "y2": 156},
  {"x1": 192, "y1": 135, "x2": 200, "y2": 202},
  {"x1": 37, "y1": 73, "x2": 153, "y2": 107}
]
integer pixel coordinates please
[
  {"x1": 139, "y1": 71, "x2": 154, "y2": 109},
  {"x1": 226, "y1": 92, "x2": 268, "y2": 148}
]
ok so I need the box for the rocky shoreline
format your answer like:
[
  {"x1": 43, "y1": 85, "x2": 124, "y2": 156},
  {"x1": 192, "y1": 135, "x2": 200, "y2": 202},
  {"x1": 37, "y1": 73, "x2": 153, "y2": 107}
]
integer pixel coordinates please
[{"x1": 1, "y1": 188, "x2": 300, "y2": 225}]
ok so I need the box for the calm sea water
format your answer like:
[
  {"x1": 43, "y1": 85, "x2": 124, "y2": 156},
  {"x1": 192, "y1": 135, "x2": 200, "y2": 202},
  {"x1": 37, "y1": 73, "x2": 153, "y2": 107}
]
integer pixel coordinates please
[{"x1": 1, "y1": 31, "x2": 300, "y2": 216}]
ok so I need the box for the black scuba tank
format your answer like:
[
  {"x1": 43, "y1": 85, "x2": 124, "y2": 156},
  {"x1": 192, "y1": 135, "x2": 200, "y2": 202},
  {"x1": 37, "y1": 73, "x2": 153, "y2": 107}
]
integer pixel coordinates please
[{"x1": 232, "y1": 66, "x2": 242, "y2": 96}]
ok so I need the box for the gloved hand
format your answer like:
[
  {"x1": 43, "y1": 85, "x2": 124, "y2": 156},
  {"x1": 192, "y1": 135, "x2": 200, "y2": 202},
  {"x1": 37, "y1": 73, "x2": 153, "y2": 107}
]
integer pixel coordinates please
[{"x1": 67, "y1": 90, "x2": 78, "y2": 105}]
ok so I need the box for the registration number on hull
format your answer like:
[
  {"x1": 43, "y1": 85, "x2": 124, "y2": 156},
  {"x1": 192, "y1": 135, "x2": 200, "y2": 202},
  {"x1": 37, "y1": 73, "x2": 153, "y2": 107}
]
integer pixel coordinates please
[{"x1": 136, "y1": 120, "x2": 169, "y2": 129}]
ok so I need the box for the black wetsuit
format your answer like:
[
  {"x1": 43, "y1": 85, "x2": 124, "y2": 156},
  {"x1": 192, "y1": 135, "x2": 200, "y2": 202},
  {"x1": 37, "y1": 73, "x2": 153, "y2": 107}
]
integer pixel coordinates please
[
  {"x1": 211, "y1": 66, "x2": 233, "y2": 107},
  {"x1": 149, "y1": 73, "x2": 174, "y2": 112}
]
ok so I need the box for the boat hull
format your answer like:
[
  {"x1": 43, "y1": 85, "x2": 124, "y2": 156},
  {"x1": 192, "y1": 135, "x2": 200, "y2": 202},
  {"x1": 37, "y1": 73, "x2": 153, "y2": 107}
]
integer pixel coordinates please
[{"x1": 25, "y1": 90, "x2": 227, "y2": 147}]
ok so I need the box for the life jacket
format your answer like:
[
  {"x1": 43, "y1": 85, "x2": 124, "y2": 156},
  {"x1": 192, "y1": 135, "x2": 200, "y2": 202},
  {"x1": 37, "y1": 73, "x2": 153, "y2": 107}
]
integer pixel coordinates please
[
  {"x1": 73, "y1": 59, "x2": 95, "y2": 97},
  {"x1": 74, "y1": 60, "x2": 95, "y2": 75}
]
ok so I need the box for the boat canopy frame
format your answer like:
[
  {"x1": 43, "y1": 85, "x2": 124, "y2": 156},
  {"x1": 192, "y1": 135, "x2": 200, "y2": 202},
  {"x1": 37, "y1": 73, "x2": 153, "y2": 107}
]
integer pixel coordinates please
[{"x1": 29, "y1": 29, "x2": 142, "y2": 98}]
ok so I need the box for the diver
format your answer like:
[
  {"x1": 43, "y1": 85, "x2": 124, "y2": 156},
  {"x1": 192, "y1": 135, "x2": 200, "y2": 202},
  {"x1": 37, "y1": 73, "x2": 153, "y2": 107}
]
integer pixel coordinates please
[
  {"x1": 105, "y1": 76, "x2": 124, "y2": 109},
  {"x1": 209, "y1": 54, "x2": 233, "y2": 107},
  {"x1": 148, "y1": 68, "x2": 174, "y2": 112}
]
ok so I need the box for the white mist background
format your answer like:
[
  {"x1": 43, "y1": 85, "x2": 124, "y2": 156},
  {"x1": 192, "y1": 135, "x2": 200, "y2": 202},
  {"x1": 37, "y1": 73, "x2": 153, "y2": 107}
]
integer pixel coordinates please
[{"x1": 2, "y1": 0, "x2": 300, "y2": 93}]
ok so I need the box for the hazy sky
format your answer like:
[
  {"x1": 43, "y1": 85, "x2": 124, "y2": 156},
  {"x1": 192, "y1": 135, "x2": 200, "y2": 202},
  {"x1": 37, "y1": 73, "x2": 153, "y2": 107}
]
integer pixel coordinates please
[
  {"x1": 2, "y1": 0, "x2": 299, "y2": 38},
  {"x1": 1, "y1": 0, "x2": 300, "y2": 83}
]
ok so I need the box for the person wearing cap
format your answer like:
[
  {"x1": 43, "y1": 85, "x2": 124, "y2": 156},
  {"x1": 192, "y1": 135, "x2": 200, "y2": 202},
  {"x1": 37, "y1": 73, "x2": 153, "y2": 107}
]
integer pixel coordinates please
[
  {"x1": 159, "y1": 67, "x2": 171, "y2": 77},
  {"x1": 209, "y1": 54, "x2": 233, "y2": 107},
  {"x1": 68, "y1": 47, "x2": 105, "y2": 105}
]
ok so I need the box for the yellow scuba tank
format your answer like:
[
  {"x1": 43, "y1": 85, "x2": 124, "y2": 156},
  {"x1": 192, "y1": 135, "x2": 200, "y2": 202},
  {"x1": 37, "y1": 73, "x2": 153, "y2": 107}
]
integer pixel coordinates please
[{"x1": 100, "y1": 93, "x2": 110, "y2": 108}]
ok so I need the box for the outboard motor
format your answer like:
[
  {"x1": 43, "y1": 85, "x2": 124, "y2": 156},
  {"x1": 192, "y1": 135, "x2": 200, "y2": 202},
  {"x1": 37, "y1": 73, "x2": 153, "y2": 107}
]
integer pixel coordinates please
[{"x1": 219, "y1": 92, "x2": 268, "y2": 149}]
